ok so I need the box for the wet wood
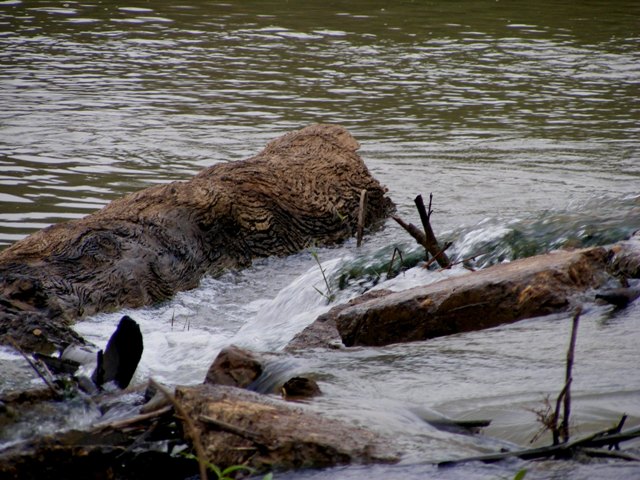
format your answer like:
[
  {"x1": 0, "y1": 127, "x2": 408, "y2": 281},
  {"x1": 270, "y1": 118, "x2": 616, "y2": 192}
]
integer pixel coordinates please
[
  {"x1": 0, "y1": 124, "x2": 393, "y2": 354},
  {"x1": 414, "y1": 194, "x2": 451, "y2": 267},
  {"x1": 291, "y1": 247, "x2": 612, "y2": 349},
  {"x1": 438, "y1": 421, "x2": 640, "y2": 466},
  {"x1": 175, "y1": 384, "x2": 398, "y2": 471},
  {"x1": 336, "y1": 247, "x2": 609, "y2": 347}
]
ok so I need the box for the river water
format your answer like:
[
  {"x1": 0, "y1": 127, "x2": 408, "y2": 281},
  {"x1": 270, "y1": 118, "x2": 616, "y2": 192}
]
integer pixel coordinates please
[{"x1": 1, "y1": 1, "x2": 639, "y2": 478}]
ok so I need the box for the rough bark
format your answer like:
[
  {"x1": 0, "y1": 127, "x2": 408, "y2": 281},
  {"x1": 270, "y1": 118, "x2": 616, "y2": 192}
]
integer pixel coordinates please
[
  {"x1": 0, "y1": 124, "x2": 393, "y2": 353},
  {"x1": 175, "y1": 384, "x2": 398, "y2": 471}
]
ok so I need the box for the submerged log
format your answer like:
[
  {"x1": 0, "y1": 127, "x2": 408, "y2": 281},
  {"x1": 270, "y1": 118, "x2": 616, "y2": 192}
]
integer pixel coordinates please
[
  {"x1": 338, "y1": 247, "x2": 610, "y2": 347},
  {"x1": 0, "y1": 124, "x2": 393, "y2": 353},
  {"x1": 291, "y1": 247, "x2": 613, "y2": 349},
  {"x1": 175, "y1": 384, "x2": 398, "y2": 471}
]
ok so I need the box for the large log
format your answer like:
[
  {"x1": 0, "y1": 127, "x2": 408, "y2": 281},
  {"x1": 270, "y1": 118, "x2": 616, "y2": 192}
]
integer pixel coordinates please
[
  {"x1": 175, "y1": 384, "x2": 398, "y2": 471},
  {"x1": 337, "y1": 247, "x2": 610, "y2": 347},
  {"x1": 290, "y1": 247, "x2": 616, "y2": 349},
  {"x1": 0, "y1": 124, "x2": 393, "y2": 353}
]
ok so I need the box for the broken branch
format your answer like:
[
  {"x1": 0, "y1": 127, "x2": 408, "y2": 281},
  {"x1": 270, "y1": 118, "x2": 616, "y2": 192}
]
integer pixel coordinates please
[
  {"x1": 414, "y1": 194, "x2": 451, "y2": 268},
  {"x1": 149, "y1": 379, "x2": 207, "y2": 480}
]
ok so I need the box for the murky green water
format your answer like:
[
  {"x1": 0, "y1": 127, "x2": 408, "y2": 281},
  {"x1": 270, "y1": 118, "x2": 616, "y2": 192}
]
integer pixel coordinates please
[{"x1": 1, "y1": 1, "x2": 639, "y2": 478}]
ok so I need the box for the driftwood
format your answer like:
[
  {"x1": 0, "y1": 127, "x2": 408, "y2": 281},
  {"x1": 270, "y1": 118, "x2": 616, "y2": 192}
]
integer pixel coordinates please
[
  {"x1": 288, "y1": 244, "x2": 639, "y2": 349},
  {"x1": 0, "y1": 376, "x2": 396, "y2": 477},
  {"x1": 0, "y1": 397, "x2": 197, "y2": 480},
  {"x1": 174, "y1": 384, "x2": 398, "y2": 471},
  {"x1": 326, "y1": 232, "x2": 638, "y2": 350},
  {"x1": 0, "y1": 124, "x2": 393, "y2": 354},
  {"x1": 393, "y1": 193, "x2": 451, "y2": 269},
  {"x1": 438, "y1": 421, "x2": 640, "y2": 467}
]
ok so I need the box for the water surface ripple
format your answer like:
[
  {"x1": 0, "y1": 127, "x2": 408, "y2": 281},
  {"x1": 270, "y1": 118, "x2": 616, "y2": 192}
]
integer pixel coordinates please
[{"x1": 1, "y1": 1, "x2": 639, "y2": 479}]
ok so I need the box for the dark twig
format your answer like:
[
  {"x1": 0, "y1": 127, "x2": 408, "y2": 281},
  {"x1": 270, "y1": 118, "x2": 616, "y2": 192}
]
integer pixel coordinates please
[
  {"x1": 414, "y1": 194, "x2": 451, "y2": 268},
  {"x1": 356, "y1": 189, "x2": 368, "y2": 247},
  {"x1": 560, "y1": 307, "x2": 581, "y2": 444},
  {"x1": 552, "y1": 379, "x2": 571, "y2": 445},
  {"x1": 7, "y1": 336, "x2": 62, "y2": 397},
  {"x1": 392, "y1": 216, "x2": 428, "y2": 247},
  {"x1": 423, "y1": 242, "x2": 453, "y2": 269},
  {"x1": 436, "y1": 251, "x2": 486, "y2": 272},
  {"x1": 149, "y1": 379, "x2": 207, "y2": 480},
  {"x1": 438, "y1": 422, "x2": 640, "y2": 467},
  {"x1": 387, "y1": 247, "x2": 405, "y2": 279}
]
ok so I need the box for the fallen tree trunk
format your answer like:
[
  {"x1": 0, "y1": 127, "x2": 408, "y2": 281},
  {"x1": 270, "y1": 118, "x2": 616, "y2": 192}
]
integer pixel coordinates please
[
  {"x1": 0, "y1": 124, "x2": 393, "y2": 354},
  {"x1": 289, "y1": 246, "x2": 624, "y2": 349},
  {"x1": 337, "y1": 247, "x2": 612, "y2": 347}
]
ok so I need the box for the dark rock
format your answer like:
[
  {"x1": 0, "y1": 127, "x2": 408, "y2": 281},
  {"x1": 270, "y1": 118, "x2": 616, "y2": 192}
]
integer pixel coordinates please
[{"x1": 91, "y1": 315, "x2": 143, "y2": 389}]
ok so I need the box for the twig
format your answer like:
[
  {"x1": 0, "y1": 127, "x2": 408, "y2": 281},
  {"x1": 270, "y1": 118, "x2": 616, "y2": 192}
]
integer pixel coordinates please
[
  {"x1": 92, "y1": 405, "x2": 173, "y2": 431},
  {"x1": 149, "y1": 379, "x2": 207, "y2": 480},
  {"x1": 552, "y1": 379, "x2": 571, "y2": 445},
  {"x1": 414, "y1": 194, "x2": 451, "y2": 268},
  {"x1": 438, "y1": 423, "x2": 640, "y2": 467},
  {"x1": 423, "y1": 242, "x2": 452, "y2": 269},
  {"x1": 580, "y1": 448, "x2": 640, "y2": 462},
  {"x1": 387, "y1": 247, "x2": 404, "y2": 278},
  {"x1": 7, "y1": 336, "x2": 62, "y2": 398},
  {"x1": 436, "y1": 251, "x2": 486, "y2": 272},
  {"x1": 356, "y1": 189, "x2": 368, "y2": 247},
  {"x1": 392, "y1": 215, "x2": 428, "y2": 247},
  {"x1": 561, "y1": 307, "x2": 581, "y2": 443}
]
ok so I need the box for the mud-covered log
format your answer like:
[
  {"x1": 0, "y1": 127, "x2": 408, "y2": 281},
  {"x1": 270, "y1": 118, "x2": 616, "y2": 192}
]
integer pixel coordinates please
[
  {"x1": 0, "y1": 124, "x2": 393, "y2": 353},
  {"x1": 295, "y1": 248, "x2": 610, "y2": 349},
  {"x1": 175, "y1": 384, "x2": 398, "y2": 471}
]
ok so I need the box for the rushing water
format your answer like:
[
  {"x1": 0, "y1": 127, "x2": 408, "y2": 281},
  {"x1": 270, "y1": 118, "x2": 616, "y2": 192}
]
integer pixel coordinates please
[{"x1": 1, "y1": 1, "x2": 640, "y2": 478}]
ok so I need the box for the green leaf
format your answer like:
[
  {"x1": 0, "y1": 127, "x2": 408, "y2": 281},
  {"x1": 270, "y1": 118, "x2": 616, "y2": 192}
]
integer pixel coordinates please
[
  {"x1": 207, "y1": 463, "x2": 223, "y2": 478},
  {"x1": 220, "y1": 465, "x2": 255, "y2": 477},
  {"x1": 513, "y1": 469, "x2": 527, "y2": 480}
]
